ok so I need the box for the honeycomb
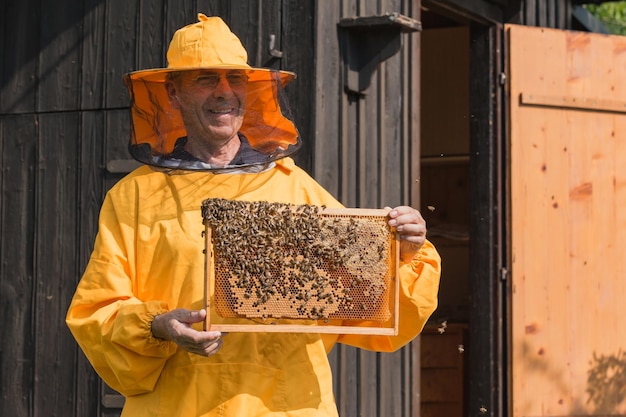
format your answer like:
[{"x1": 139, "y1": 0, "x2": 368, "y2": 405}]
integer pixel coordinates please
[{"x1": 201, "y1": 198, "x2": 397, "y2": 322}]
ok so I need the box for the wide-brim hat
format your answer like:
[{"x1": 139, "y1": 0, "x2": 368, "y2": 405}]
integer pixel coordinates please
[{"x1": 123, "y1": 14, "x2": 300, "y2": 171}]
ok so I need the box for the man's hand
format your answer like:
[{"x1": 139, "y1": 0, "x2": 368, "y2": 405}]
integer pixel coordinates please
[
  {"x1": 386, "y1": 206, "x2": 427, "y2": 262},
  {"x1": 151, "y1": 308, "x2": 225, "y2": 357}
]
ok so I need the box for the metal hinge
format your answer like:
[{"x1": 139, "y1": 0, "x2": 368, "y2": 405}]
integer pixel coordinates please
[
  {"x1": 499, "y1": 72, "x2": 507, "y2": 86},
  {"x1": 500, "y1": 267, "x2": 508, "y2": 281},
  {"x1": 268, "y1": 34, "x2": 283, "y2": 58}
]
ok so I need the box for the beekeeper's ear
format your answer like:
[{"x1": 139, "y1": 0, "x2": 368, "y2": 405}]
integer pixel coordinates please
[{"x1": 165, "y1": 80, "x2": 182, "y2": 110}]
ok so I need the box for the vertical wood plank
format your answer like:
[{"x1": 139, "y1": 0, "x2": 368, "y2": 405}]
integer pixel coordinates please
[
  {"x1": 105, "y1": 0, "x2": 139, "y2": 108},
  {"x1": 260, "y1": 0, "x2": 281, "y2": 69},
  {"x1": 282, "y1": 0, "x2": 315, "y2": 173},
  {"x1": 37, "y1": 1, "x2": 82, "y2": 111},
  {"x1": 1, "y1": 1, "x2": 40, "y2": 113},
  {"x1": 522, "y1": 0, "x2": 536, "y2": 26},
  {"x1": 380, "y1": 349, "x2": 406, "y2": 417},
  {"x1": 34, "y1": 113, "x2": 81, "y2": 416},
  {"x1": 468, "y1": 23, "x2": 501, "y2": 417},
  {"x1": 81, "y1": 0, "x2": 107, "y2": 110},
  {"x1": 412, "y1": 338, "x2": 421, "y2": 417},
  {"x1": 359, "y1": 78, "x2": 377, "y2": 207},
  {"x1": 534, "y1": 0, "x2": 543, "y2": 26},
  {"x1": 408, "y1": 9, "x2": 422, "y2": 416},
  {"x1": 340, "y1": 0, "x2": 359, "y2": 207},
  {"x1": 0, "y1": 115, "x2": 37, "y2": 417},
  {"x1": 341, "y1": 98, "x2": 358, "y2": 206},
  {"x1": 224, "y1": 0, "x2": 262, "y2": 63},
  {"x1": 409, "y1": 0, "x2": 421, "y2": 210},
  {"x1": 560, "y1": 0, "x2": 571, "y2": 30},
  {"x1": 360, "y1": 40, "x2": 381, "y2": 208},
  {"x1": 338, "y1": 345, "x2": 359, "y2": 417},
  {"x1": 380, "y1": 29, "x2": 408, "y2": 208},
  {"x1": 379, "y1": 10, "x2": 415, "y2": 417},
  {"x1": 510, "y1": 26, "x2": 571, "y2": 416},
  {"x1": 165, "y1": 0, "x2": 197, "y2": 54},
  {"x1": 357, "y1": 8, "x2": 385, "y2": 413},
  {"x1": 546, "y1": 0, "x2": 558, "y2": 28},
  {"x1": 521, "y1": 0, "x2": 572, "y2": 29},
  {"x1": 509, "y1": 24, "x2": 626, "y2": 417},
  {"x1": 196, "y1": 0, "x2": 229, "y2": 17},
  {"x1": 313, "y1": 0, "x2": 342, "y2": 196},
  {"x1": 137, "y1": 1, "x2": 165, "y2": 71},
  {"x1": 358, "y1": 349, "x2": 378, "y2": 417},
  {"x1": 74, "y1": 110, "x2": 107, "y2": 417},
  {"x1": 358, "y1": 86, "x2": 382, "y2": 415}
]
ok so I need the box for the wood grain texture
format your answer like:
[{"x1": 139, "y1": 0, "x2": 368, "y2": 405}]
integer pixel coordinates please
[
  {"x1": 34, "y1": 113, "x2": 81, "y2": 416},
  {"x1": 508, "y1": 24, "x2": 626, "y2": 416},
  {"x1": 1, "y1": 1, "x2": 40, "y2": 113},
  {"x1": 104, "y1": 0, "x2": 139, "y2": 108},
  {"x1": 0, "y1": 115, "x2": 37, "y2": 417},
  {"x1": 0, "y1": 0, "x2": 556, "y2": 416}
]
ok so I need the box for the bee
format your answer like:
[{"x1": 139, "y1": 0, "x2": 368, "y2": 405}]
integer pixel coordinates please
[{"x1": 438, "y1": 320, "x2": 448, "y2": 334}]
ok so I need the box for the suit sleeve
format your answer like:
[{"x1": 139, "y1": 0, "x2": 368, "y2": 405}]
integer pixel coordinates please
[{"x1": 66, "y1": 192, "x2": 178, "y2": 396}]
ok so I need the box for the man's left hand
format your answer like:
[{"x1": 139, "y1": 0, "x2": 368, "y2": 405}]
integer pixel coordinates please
[{"x1": 386, "y1": 206, "x2": 427, "y2": 262}]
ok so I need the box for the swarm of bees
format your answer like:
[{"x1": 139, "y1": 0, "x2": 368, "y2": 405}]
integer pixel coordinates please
[{"x1": 201, "y1": 198, "x2": 395, "y2": 322}]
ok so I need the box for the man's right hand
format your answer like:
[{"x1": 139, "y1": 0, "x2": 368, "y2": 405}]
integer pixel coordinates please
[{"x1": 151, "y1": 308, "x2": 226, "y2": 357}]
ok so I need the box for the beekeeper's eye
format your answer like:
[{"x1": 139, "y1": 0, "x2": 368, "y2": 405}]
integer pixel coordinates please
[
  {"x1": 193, "y1": 71, "x2": 248, "y2": 88},
  {"x1": 225, "y1": 72, "x2": 248, "y2": 86}
]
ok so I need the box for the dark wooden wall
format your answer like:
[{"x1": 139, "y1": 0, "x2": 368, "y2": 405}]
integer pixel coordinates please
[
  {"x1": 521, "y1": 0, "x2": 573, "y2": 28},
  {"x1": 314, "y1": 2, "x2": 423, "y2": 415},
  {"x1": 423, "y1": 0, "x2": 585, "y2": 29},
  {"x1": 0, "y1": 0, "x2": 420, "y2": 416},
  {"x1": 1, "y1": 0, "x2": 599, "y2": 416},
  {"x1": 0, "y1": 1, "x2": 314, "y2": 415}
]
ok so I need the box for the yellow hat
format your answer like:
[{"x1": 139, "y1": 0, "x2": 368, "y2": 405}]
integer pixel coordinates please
[
  {"x1": 123, "y1": 14, "x2": 299, "y2": 170},
  {"x1": 127, "y1": 14, "x2": 295, "y2": 84}
]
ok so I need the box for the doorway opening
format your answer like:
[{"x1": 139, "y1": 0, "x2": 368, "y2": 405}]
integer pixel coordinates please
[{"x1": 419, "y1": 4, "x2": 472, "y2": 416}]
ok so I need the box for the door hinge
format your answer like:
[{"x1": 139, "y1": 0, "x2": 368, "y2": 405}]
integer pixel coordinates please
[
  {"x1": 500, "y1": 267, "x2": 508, "y2": 281},
  {"x1": 499, "y1": 72, "x2": 507, "y2": 86}
]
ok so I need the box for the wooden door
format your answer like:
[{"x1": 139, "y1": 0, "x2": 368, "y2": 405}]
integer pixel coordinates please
[{"x1": 508, "y1": 24, "x2": 626, "y2": 416}]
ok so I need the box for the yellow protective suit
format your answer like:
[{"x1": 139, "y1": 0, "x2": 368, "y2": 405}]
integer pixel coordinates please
[{"x1": 66, "y1": 158, "x2": 441, "y2": 417}]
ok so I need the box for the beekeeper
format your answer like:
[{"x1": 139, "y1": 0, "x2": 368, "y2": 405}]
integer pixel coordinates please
[{"x1": 66, "y1": 14, "x2": 441, "y2": 417}]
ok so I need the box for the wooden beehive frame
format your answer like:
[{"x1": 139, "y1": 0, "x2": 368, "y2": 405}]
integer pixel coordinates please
[{"x1": 201, "y1": 199, "x2": 399, "y2": 334}]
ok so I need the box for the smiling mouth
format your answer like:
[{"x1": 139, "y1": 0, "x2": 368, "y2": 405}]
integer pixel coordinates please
[{"x1": 209, "y1": 108, "x2": 234, "y2": 115}]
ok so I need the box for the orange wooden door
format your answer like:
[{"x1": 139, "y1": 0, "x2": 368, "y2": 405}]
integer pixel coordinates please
[{"x1": 508, "y1": 24, "x2": 626, "y2": 416}]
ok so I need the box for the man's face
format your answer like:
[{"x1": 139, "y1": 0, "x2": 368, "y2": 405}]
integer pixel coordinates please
[{"x1": 167, "y1": 69, "x2": 248, "y2": 145}]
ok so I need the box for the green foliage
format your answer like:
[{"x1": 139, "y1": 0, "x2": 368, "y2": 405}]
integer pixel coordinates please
[{"x1": 584, "y1": 1, "x2": 626, "y2": 35}]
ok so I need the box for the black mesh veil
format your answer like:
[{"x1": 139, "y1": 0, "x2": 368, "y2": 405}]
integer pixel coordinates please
[{"x1": 124, "y1": 68, "x2": 301, "y2": 172}]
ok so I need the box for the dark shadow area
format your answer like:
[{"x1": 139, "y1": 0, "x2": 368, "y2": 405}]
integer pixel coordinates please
[
  {"x1": 587, "y1": 350, "x2": 626, "y2": 413},
  {"x1": 1, "y1": 0, "x2": 107, "y2": 112}
]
